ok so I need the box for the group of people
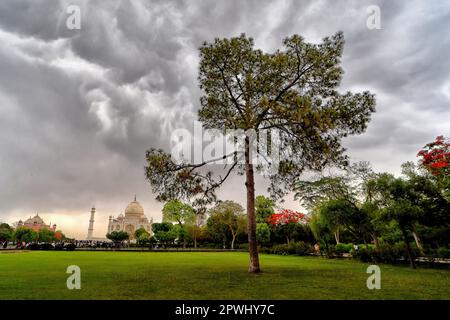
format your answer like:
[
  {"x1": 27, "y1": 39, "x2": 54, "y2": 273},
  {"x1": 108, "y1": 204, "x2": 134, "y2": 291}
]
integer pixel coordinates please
[{"x1": 74, "y1": 240, "x2": 115, "y2": 249}]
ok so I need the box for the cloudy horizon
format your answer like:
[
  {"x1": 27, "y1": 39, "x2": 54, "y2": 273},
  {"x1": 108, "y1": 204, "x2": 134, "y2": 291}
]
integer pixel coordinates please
[{"x1": 0, "y1": 0, "x2": 449, "y2": 239}]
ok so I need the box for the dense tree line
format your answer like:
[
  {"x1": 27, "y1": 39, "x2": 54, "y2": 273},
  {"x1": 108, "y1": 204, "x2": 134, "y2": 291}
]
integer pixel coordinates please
[
  {"x1": 129, "y1": 196, "x2": 312, "y2": 251},
  {"x1": 0, "y1": 224, "x2": 67, "y2": 249},
  {"x1": 298, "y1": 136, "x2": 450, "y2": 268},
  {"x1": 0, "y1": 224, "x2": 65, "y2": 244}
]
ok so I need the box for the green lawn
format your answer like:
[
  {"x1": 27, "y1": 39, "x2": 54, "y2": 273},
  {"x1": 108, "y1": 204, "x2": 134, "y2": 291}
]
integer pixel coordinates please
[{"x1": 0, "y1": 251, "x2": 449, "y2": 299}]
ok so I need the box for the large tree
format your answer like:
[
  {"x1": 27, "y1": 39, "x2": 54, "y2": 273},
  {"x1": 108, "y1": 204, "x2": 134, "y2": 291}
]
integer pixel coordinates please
[
  {"x1": 316, "y1": 199, "x2": 372, "y2": 245},
  {"x1": 207, "y1": 200, "x2": 247, "y2": 249},
  {"x1": 13, "y1": 227, "x2": 38, "y2": 243},
  {"x1": 417, "y1": 135, "x2": 450, "y2": 200},
  {"x1": 162, "y1": 199, "x2": 196, "y2": 248},
  {"x1": 366, "y1": 173, "x2": 424, "y2": 268},
  {"x1": 295, "y1": 161, "x2": 380, "y2": 245},
  {"x1": 145, "y1": 32, "x2": 375, "y2": 272},
  {"x1": 38, "y1": 228, "x2": 56, "y2": 243}
]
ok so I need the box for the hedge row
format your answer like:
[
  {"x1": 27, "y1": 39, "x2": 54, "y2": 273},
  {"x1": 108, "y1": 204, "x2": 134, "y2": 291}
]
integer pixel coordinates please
[{"x1": 259, "y1": 241, "x2": 314, "y2": 256}]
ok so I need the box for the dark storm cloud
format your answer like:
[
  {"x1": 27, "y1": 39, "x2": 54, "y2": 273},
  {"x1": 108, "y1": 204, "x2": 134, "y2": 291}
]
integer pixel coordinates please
[{"x1": 0, "y1": 0, "x2": 449, "y2": 237}]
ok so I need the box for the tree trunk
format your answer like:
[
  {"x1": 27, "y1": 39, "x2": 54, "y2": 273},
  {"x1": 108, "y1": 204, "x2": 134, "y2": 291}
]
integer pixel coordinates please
[
  {"x1": 231, "y1": 233, "x2": 236, "y2": 250},
  {"x1": 324, "y1": 240, "x2": 329, "y2": 257},
  {"x1": 179, "y1": 222, "x2": 186, "y2": 249},
  {"x1": 401, "y1": 229, "x2": 416, "y2": 269},
  {"x1": 194, "y1": 233, "x2": 197, "y2": 249},
  {"x1": 194, "y1": 222, "x2": 199, "y2": 249},
  {"x1": 412, "y1": 231, "x2": 423, "y2": 253},
  {"x1": 245, "y1": 136, "x2": 260, "y2": 273},
  {"x1": 334, "y1": 229, "x2": 340, "y2": 244}
]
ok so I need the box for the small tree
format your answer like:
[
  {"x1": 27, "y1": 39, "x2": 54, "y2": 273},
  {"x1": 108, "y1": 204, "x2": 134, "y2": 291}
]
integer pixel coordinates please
[
  {"x1": 310, "y1": 211, "x2": 334, "y2": 254},
  {"x1": 268, "y1": 209, "x2": 307, "y2": 244},
  {"x1": 13, "y1": 227, "x2": 38, "y2": 244},
  {"x1": 135, "y1": 228, "x2": 150, "y2": 246},
  {"x1": 152, "y1": 222, "x2": 175, "y2": 248},
  {"x1": 134, "y1": 227, "x2": 149, "y2": 238},
  {"x1": 186, "y1": 224, "x2": 202, "y2": 249},
  {"x1": 417, "y1": 135, "x2": 450, "y2": 199},
  {"x1": 381, "y1": 200, "x2": 422, "y2": 269},
  {"x1": 208, "y1": 201, "x2": 247, "y2": 249},
  {"x1": 38, "y1": 228, "x2": 56, "y2": 243},
  {"x1": 206, "y1": 214, "x2": 231, "y2": 248},
  {"x1": 317, "y1": 199, "x2": 372, "y2": 245},
  {"x1": 162, "y1": 200, "x2": 195, "y2": 248},
  {"x1": 0, "y1": 223, "x2": 13, "y2": 246},
  {"x1": 368, "y1": 173, "x2": 423, "y2": 268},
  {"x1": 155, "y1": 230, "x2": 177, "y2": 248},
  {"x1": 138, "y1": 233, "x2": 150, "y2": 246},
  {"x1": 106, "y1": 231, "x2": 129, "y2": 247}
]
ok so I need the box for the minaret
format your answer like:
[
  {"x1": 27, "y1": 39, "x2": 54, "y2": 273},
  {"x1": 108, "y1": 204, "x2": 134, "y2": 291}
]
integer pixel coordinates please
[
  {"x1": 87, "y1": 206, "x2": 95, "y2": 239},
  {"x1": 108, "y1": 215, "x2": 112, "y2": 233}
]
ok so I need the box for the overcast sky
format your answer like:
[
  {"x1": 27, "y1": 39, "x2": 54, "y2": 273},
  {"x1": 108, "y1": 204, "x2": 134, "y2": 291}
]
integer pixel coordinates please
[{"x1": 0, "y1": 0, "x2": 449, "y2": 239}]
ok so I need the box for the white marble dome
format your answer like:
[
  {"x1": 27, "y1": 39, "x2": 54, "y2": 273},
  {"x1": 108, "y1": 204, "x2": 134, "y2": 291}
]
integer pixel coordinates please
[{"x1": 124, "y1": 198, "x2": 144, "y2": 219}]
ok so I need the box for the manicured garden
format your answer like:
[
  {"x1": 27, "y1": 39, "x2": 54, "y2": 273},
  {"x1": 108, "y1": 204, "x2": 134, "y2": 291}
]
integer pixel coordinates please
[{"x1": 1, "y1": 251, "x2": 449, "y2": 300}]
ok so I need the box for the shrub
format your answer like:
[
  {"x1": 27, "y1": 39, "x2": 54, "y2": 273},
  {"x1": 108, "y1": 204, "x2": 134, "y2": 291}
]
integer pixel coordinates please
[
  {"x1": 324, "y1": 244, "x2": 337, "y2": 258},
  {"x1": 203, "y1": 242, "x2": 223, "y2": 249},
  {"x1": 352, "y1": 243, "x2": 421, "y2": 264},
  {"x1": 335, "y1": 243, "x2": 353, "y2": 256},
  {"x1": 428, "y1": 247, "x2": 450, "y2": 259},
  {"x1": 436, "y1": 247, "x2": 450, "y2": 259},
  {"x1": 292, "y1": 241, "x2": 313, "y2": 256},
  {"x1": 262, "y1": 241, "x2": 313, "y2": 256},
  {"x1": 270, "y1": 244, "x2": 290, "y2": 255},
  {"x1": 235, "y1": 243, "x2": 249, "y2": 251}
]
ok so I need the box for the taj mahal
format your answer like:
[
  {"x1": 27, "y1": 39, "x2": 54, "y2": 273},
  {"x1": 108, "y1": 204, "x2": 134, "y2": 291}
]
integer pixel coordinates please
[{"x1": 86, "y1": 196, "x2": 153, "y2": 241}]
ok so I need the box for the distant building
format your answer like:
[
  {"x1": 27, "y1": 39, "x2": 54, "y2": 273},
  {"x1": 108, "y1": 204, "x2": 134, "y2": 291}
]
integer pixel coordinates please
[
  {"x1": 107, "y1": 196, "x2": 153, "y2": 239},
  {"x1": 17, "y1": 214, "x2": 56, "y2": 232}
]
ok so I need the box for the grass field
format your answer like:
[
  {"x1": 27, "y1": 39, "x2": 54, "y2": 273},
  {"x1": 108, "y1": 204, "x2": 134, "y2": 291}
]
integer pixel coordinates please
[{"x1": 0, "y1": 251, "x2": 449, "y2": 300}]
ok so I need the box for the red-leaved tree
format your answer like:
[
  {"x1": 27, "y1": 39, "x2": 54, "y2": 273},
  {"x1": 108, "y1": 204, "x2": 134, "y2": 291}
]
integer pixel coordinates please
[
  {"x1": 268, "y1": 209, "x2": 307, "y2": 226},
  {"x1": 418, "y1": 135, "x2": 450, "y2": 174},
  {"x1": 417, "y1": 135, "x2": 450, "y2": 199},
  {"x1": 268, "y1": 209, "x2": 308, "y2": 244}
]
